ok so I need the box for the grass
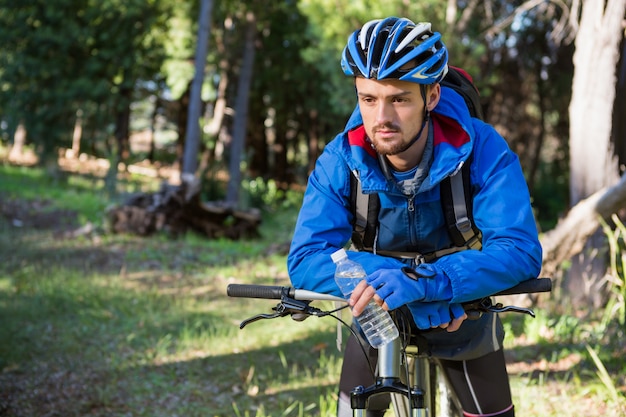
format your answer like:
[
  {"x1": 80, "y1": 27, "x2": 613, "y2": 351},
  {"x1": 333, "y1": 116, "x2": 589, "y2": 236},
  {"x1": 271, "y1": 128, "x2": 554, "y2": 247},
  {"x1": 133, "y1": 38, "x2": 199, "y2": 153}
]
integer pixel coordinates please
[
  {"x1": 0, "y1": 163, "x2": 341, "y2": 416},
  {"x1": 1, "y1": 163, "x2": 625, "y2": 416}
]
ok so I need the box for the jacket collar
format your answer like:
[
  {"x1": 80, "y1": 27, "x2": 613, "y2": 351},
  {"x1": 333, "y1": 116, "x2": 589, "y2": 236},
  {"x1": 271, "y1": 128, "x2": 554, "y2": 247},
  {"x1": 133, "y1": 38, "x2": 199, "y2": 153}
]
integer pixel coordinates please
[{"x1": 345, "y1": 86, "x2": 474, "y2": 191}]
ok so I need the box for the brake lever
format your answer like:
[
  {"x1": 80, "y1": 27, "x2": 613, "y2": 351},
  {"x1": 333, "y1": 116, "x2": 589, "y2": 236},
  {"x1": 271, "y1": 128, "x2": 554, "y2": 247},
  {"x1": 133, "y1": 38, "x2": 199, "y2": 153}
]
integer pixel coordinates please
[
  {"x1": 465, "y1": 297, "x2": 536, "y2": 320},
  {"x1": 275, "y1": 297, "x2": 312, "y2": 314},
  {"x1": 238, "y1": 296, "x2": 328, "y2": 329},
  {"x1": 239, "y1": 312, "x2": 284, "y2": 329},
  {"x1": 486, "y1": 303, "x2": 536, "y2": 317}
]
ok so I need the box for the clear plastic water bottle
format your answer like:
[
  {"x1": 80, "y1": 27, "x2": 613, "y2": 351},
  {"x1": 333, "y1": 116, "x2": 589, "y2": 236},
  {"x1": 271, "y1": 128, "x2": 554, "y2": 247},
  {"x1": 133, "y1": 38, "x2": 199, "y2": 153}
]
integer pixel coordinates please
[{"x1": 331, "y1": 248, "x2": 399, "y2": 348}]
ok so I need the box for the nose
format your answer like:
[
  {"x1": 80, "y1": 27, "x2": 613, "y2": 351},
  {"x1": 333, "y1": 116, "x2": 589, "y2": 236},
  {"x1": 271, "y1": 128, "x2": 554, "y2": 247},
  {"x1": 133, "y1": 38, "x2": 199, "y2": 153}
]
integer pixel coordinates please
[{"x1": 374, "y1": 101, "x2": 393, "y2": 126}]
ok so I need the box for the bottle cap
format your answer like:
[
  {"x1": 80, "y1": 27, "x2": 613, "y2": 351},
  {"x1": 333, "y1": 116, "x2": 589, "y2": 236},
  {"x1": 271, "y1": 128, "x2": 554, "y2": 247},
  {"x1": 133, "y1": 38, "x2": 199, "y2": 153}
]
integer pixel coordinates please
[{"x1": 330, "y1": 248, "x2": 347, "y2": 264}]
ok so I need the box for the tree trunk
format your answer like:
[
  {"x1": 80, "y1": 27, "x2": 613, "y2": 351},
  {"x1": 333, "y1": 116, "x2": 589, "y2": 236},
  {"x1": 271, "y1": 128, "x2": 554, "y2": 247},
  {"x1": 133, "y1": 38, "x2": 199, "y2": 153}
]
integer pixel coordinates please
[
  {"x1": 226, "y1": 11, "x2": 256, "y2": 206},
  {"x1": 70, "y1": 109, "x2": 83, "y2": 158},
  {"x1": 307, "y1": 109, "x2": 320, "y2": 175},
  {"x1": 176, "y1": 83, "x2": 191, "y2": 171},
  {"x1": 248, "y1": 114, "x2": 268, "y2": 178},
  {"x1": 148, "y1": 97, "x2": 160, "y2": 163},
  {"x1": 200, "y1": 23, "x2": 232, "y2": 172},
  {"x1": 182, "y1": 0, "x2": 214, "y2": 177},
  {"x1": 614, "y1": 36, "x2": 626, "y2": 171},
  {"x1": 274, "y1": 115, "x2": 289, "y2": 184},
  {"x1": 564, "y1": 0, "x2": 625, "y2": 309},
  {"x1": 204, "y1": 58, "x2": 229, "y2": 139},
  {"x1": 569, "y1": 0, "x2": 624, "y2": 204},
  {"x1": 114, "y1": 86, "x2": 132, "y2": 163},
  {"x1": 8, "y1": 123, "x2": 26, "y2": 162},
  {"x1": 526, "y1": 70, "x2": 547, "y2": 194}
]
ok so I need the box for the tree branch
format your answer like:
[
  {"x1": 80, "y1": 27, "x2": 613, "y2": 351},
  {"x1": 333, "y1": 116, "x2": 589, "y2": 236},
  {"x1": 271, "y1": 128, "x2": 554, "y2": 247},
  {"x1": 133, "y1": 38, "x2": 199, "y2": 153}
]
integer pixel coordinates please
[{"x1": 540, "y1": 172, "x2": 626, "y2": 277}]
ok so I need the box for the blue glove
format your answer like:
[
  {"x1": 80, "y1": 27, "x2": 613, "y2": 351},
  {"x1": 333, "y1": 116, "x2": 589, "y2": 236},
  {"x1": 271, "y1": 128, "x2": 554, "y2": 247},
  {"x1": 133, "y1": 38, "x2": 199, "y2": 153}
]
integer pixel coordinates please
[
  {"x1": 366, "y1": 264, "x2": 453, "y2": 310},
  {"x1": 407, "y1": 301, "x2": 465, "y2": 330}
]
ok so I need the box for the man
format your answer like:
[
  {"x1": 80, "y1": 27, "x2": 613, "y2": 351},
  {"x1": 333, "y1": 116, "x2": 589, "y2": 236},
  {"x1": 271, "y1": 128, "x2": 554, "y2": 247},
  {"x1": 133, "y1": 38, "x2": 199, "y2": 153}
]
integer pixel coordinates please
[{"x1": 287, "y1": 17, "x2": 542, "y2": 417}]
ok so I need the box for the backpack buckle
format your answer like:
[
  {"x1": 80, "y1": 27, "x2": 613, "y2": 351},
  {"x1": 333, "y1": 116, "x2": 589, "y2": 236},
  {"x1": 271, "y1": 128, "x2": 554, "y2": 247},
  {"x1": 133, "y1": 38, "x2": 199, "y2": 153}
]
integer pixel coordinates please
[
  {"x1": 465, "y1": 232, "x2": 483, "y2": 250},
  {"x1": 456, "y1": 217, "x2": 472, "y2": 233},
  {"x1": 414, "y1": 254, "x2": 426, "y2": 265}
]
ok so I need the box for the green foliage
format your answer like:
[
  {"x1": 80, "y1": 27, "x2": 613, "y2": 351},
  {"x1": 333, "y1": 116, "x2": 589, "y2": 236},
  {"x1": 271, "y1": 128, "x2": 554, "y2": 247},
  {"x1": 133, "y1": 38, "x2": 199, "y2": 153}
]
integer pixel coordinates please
[
  {"x1": 585, "y1": 344, "x2": 623, "y2": 406},
  {"x1": 0, "y1": 0, "x2": 574, "y2": 230},
  {"x1": 601, "y1": 215, "x2": 626, "y2": 328},
  {"x1": 530, "y1": 160, "x2": 569, "y2": 231},
  {"x1": 502, "y1": 220, "x2": 626, "y2": 412},
  {"x1": 161, "y1": 1, "x2": 197, "y2": 100},
  {"x1": 0, "y1": 0, "x2": 171, "y2": 162},
  {"x1": 242, "y1": 177, "x2": 303, "y2": 211}
]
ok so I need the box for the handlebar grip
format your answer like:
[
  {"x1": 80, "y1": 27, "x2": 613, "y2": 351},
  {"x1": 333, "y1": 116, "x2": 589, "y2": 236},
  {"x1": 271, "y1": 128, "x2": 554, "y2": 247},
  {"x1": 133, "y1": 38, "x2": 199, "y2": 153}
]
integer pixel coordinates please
[
  {"x1": 227, "y1": 284, "x2": 292, "y2": 299},
  {"x1": 494, "y1": 277, "x2": 552, "y2": 296}
]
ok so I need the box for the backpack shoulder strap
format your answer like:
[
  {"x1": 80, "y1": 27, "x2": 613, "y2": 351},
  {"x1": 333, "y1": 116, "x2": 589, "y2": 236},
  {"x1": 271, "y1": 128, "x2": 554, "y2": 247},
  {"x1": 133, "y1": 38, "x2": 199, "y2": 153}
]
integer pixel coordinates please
[
  {"x1": 350, "y1": 170, "x2": 380, "y2": 251},
  {"x1": 439, "y1": 156, "x2": 482, "y2": 250},
  {"x1": 350, "y1": 162, "x2": 481, "y2": 255},
  {"x1": 442, "y1": 66, "x2": 484, "y2": 120}
]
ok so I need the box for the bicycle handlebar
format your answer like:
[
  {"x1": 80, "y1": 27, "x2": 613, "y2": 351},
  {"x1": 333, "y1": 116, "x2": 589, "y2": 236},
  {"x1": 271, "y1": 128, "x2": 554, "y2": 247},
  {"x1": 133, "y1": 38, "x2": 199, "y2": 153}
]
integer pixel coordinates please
[
  {"x1": 226, "y1": 277, "x2": 552, "y2": 302},
  {"x1": 492, "y1": 277, "x2": 552, "y2": 296},
  {"x1": 226, "y1": 284, "x2": 346, "y2": 302},
  {"x1": 227, "y1": 284, "x2": 291, "y2": 300},
  {"x1": 227, "y1": 278, "x2": 552, "y2": 327}
]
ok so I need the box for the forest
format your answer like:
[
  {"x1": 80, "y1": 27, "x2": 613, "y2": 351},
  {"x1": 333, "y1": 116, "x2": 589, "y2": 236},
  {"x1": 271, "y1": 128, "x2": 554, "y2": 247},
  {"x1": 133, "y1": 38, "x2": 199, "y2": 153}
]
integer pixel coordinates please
[
  {"x1": 0, "y1": 1, "x2": 622, "y2": 198},
  {"x1": 3, "y1": 0, "x2": 626, "y2": 306},
  {"x1": 1, "y1": 0, "x2": 626, "y2": 415}
]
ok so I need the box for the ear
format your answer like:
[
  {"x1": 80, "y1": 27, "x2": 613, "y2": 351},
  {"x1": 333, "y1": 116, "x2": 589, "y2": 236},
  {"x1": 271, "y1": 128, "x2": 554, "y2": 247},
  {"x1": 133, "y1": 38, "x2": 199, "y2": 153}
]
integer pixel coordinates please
[{"x1": 426, "y1": 83, "x2": 441, "y2": 111}]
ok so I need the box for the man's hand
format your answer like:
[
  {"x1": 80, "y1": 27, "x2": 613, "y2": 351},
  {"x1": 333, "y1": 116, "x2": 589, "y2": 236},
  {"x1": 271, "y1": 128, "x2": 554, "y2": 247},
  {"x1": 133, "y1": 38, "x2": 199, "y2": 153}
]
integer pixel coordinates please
[
  {"x1": 408, "y1": 301, "x2": 467, "y2": 332},
  {"x1": 349, "y1": 280, "x2": 466, "y2": 332},
  {"x1": 348, "y1": 280, "x2": 381, "y2": 316},
  {"x1": 446, "y1": 314, "x2": 467, "y2": 332},
  {"x1": 365, "y1": 265, "x2": 453, "y2": 310}
]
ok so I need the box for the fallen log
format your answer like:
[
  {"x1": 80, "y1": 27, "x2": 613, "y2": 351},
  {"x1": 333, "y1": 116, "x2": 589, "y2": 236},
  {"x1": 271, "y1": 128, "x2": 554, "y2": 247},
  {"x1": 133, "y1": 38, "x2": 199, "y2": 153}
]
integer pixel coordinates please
[
  {"x1": 540, "y1": 172, "x2": 626, "y2": 278},
  {"x1": 106, "y1": 180, "x2": 261, "y2": 239}
]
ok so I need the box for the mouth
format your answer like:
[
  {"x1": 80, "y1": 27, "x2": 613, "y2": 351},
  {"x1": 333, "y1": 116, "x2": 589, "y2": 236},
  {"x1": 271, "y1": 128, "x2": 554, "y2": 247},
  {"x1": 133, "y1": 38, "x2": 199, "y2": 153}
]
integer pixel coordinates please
[{"x1": 375, "y1": 129, "x2": 399, "y2": 140}]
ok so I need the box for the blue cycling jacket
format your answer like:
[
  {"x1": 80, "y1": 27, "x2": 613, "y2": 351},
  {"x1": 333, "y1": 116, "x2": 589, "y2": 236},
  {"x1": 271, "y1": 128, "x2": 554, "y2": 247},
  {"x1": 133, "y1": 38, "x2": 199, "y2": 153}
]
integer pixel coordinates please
[{"x1": 287, "y1": 86, "x2": 542, "y2": 304}]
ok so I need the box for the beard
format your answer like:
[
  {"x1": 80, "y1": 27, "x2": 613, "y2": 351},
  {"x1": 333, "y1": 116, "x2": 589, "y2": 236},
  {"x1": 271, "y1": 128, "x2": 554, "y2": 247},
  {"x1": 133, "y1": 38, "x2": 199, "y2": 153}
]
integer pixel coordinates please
[
  {"x1": 374, "y1": 140, "x2": 414, "y2": 156},
  {"x1": 370, "y1": 123, "x2": 418, "y2": 156}
]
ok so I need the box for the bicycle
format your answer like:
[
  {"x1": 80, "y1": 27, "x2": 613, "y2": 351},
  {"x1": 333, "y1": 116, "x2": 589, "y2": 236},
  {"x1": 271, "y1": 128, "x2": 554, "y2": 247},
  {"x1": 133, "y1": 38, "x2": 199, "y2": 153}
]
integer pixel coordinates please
[{"x1": 227, "y1": 277, "x2": 552, "y2": 417}]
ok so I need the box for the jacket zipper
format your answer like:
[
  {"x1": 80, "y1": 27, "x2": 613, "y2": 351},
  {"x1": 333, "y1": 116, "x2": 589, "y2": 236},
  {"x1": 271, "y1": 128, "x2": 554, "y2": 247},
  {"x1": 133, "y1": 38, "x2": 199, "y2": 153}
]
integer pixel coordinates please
[{"x1": 408, "y1": 194, "x2": 415, "y2": 212}]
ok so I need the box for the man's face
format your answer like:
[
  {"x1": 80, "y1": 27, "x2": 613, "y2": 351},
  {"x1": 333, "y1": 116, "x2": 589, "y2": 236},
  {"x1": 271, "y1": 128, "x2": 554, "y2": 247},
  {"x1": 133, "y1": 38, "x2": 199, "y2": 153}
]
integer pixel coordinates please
[{"x1": 355, "y1": 77, "x2": 430, "y2": 156}]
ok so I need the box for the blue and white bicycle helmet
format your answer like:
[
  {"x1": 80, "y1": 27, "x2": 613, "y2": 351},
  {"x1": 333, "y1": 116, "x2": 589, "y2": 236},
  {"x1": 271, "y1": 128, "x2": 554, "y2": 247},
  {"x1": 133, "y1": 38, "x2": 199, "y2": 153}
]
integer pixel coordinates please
[{"x1": 341, "y1": 17, "x2": 448, "y2": 85}]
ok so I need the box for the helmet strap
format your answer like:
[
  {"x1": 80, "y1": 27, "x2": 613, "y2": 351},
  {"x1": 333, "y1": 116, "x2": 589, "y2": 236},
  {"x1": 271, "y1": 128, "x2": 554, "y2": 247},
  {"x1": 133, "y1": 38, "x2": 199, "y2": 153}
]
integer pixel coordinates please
[
  {"x1": 396, "y1": 85, "x2": 430, "y2": 152},
  {"x1": 401, "y1": 112, "x2": 429, "y2": 152}
]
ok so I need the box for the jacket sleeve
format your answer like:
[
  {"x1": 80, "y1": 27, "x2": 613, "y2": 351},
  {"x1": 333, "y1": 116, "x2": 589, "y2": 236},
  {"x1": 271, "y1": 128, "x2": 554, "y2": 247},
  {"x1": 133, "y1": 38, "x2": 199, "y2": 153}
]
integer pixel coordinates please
[
  {"x1": 287, "y1": 139, "x2": 405, "y2": 297},
  {"x1": 435, "y1": 120, "x2": 543, "y2": 303}
]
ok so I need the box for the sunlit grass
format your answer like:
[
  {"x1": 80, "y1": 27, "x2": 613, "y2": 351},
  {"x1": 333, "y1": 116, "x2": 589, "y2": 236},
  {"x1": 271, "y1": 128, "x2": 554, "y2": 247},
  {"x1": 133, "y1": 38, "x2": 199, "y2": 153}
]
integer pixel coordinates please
[
  {"x1": 0, "y1": 164, "x2": 140, "y2": 224},
  {"x1": 502, "y1": 300, "x2": 626, "y2": 417},
  {"x1": 0, "y1": 164, "x2": 335, "y2": 416}
]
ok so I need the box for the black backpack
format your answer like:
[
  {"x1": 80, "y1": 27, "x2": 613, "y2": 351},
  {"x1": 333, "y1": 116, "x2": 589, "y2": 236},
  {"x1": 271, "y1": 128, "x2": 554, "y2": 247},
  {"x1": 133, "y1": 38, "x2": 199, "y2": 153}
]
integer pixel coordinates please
[{"x1": 350, "y1": 66, "x2": 483, "y2": 262}]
